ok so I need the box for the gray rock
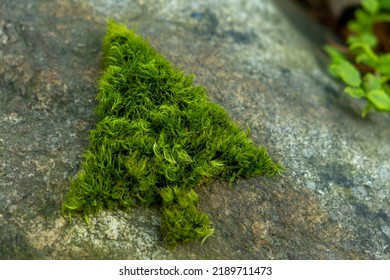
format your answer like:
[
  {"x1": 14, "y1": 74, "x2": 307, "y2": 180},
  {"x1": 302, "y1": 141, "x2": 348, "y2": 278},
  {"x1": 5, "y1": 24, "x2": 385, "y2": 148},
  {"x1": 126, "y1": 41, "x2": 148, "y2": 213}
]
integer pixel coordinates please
[{"x1": 1, "y1": 0, "x2": 389, "y2": 259}]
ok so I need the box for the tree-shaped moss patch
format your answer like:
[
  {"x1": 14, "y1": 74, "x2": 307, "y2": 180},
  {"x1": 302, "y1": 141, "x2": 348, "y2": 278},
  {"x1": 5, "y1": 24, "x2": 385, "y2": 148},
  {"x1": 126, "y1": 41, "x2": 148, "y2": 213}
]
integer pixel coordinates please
[{"x1": 62, "y1": 20, "x2": 282, "y2": 247}]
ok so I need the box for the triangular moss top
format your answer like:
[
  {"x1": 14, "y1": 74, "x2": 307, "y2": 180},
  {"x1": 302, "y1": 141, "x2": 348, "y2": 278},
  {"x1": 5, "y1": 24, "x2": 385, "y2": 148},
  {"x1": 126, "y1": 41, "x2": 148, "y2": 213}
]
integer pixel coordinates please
[{"x1": 62, "y1": 20, "x2": 281, "y2": 247}]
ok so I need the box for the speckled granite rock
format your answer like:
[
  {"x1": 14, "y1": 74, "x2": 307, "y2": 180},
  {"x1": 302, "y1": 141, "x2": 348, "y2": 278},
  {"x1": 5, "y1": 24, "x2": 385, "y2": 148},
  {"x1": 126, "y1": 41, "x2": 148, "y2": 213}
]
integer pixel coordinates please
[{"x1": 0, "y1": 0, "x2": 389, "y2": 259}]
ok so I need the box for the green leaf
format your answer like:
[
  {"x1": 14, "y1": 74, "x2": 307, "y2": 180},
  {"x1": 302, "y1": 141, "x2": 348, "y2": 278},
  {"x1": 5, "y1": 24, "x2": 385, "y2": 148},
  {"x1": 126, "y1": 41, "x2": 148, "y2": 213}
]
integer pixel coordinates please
[
  {"x1": 351, "y1": 44, "x2": 378, "y2": 66},
  {"x1": 361, "y1": 103, "x2": 373, "y2": 117},
  {"x1": 348, "y1": 21, "x2": 364, "y2": 33},
  {"x1": 353, "y1": 9, "x2": 373, "y2": 31},
  {"x1": 345, "y1": 87, "x2": 365, "y2": 98},
  {"x1": 367, "y1": 90, "x2": 390, "y2": 110},
  {"x1": 347, "y1": 33, "x2": 377, "y2": 47},
  {"x1": 362, "y1": 0, "x2": 380, "y2": 14},
  {"x1": 356, "y1": 53, "x2": 376, "y2": 66},
  {"x1": 378, "y1": 0, "x2": 390, "y2": 10},
  {"x1": 330, "y1": 60, "x2": 361, "y2": 87},
  {"x1": 377, "y1": 54, "x2": 390, "y2": 76},
  {"x1": 363, "y1": 73, "x2": 382, "y2": 92},
  {"x1": 324, "y1": 45, "x2": 345, "y2": 61},
  {"x1": 372, "y1": 13, "x2": 390, "y2": 22}
]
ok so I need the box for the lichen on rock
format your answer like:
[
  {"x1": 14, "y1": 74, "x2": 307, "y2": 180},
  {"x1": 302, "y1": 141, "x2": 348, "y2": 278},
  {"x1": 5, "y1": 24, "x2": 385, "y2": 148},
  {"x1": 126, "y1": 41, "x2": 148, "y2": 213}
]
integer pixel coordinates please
[{"x1": 62, "y1": 19, "x2": 281, "y2": 247}]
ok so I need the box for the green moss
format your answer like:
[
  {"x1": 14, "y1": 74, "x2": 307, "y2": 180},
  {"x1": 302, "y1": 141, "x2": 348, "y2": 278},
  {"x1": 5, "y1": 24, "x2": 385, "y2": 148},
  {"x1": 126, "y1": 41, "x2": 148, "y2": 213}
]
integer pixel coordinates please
[{"x1": 62, "y1": 20, "x2": 282, "y2": 247}]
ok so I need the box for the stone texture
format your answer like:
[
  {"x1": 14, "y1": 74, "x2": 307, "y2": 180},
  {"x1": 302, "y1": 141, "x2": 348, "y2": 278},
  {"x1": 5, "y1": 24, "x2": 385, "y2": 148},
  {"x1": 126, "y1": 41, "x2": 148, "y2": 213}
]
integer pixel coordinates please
[{"x1": 0, "y1": 0, "x2": 389, "y2": 259}]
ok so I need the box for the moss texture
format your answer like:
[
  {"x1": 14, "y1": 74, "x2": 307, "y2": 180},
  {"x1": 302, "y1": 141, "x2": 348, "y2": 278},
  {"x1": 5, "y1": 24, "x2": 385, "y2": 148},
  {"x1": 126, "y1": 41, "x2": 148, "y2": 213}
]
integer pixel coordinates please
[{"x1": 62, "y1": 20, "x2": 281, "y2": 247}]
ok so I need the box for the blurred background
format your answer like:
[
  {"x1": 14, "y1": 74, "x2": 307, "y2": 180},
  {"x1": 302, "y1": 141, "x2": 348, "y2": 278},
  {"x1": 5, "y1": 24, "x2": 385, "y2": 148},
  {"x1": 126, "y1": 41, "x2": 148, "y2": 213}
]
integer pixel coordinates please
[{"x1": 291, "y1": 0, "x2": 390, "y2": 52}]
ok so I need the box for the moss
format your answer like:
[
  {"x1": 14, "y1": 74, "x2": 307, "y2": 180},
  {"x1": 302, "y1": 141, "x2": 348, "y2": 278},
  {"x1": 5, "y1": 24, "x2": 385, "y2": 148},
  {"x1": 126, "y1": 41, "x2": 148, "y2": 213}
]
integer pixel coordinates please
[{"x1": 62, "y1": 20, "x2": 282, "y2": 247}]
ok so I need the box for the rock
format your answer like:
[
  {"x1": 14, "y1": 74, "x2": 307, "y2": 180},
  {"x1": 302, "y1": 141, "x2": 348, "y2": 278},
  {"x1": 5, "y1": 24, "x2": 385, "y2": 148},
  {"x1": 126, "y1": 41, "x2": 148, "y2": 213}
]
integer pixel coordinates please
[{"x1": 0, "y1": 0, "x2": 389, "y2": 259}]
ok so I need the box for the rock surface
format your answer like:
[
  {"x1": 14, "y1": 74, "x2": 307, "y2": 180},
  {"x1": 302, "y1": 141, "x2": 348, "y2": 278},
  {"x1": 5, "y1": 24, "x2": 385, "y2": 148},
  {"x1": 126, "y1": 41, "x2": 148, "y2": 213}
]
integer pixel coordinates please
[{"x1": 0, "y1": 0, "x2": 389, "y2": 259}]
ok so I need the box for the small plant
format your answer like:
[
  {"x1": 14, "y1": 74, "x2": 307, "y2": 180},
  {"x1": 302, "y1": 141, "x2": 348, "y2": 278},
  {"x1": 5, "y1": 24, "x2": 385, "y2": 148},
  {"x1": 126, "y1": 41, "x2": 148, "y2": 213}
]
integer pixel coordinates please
[
  {"x1": 325, "y1": 0, "x2": 390, "y2": 116},
  {"x1": 62, "y1": 20, "x2": 281, "y2": 247}
]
